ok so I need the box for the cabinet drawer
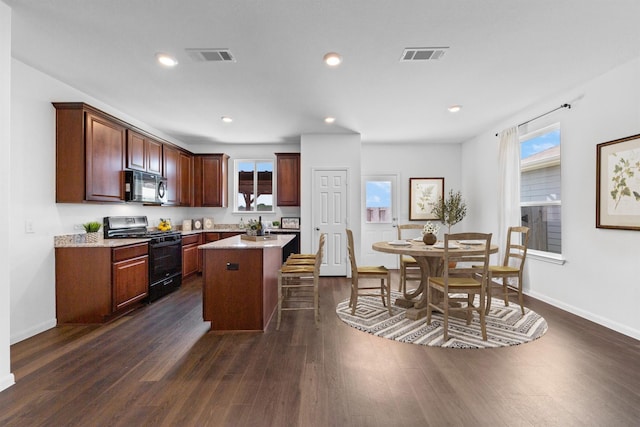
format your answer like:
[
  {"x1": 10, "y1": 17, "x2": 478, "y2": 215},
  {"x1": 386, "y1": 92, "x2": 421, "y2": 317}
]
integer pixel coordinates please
[
  {"x1": 204, "y1": 232, "x2": 220, "y2": 243},
  {"x1": 112, "y1": 243, "x2": 148, "y2": 262},
  {"x1": 182, "y1": 234, "x2": 201, "y2": 246}
]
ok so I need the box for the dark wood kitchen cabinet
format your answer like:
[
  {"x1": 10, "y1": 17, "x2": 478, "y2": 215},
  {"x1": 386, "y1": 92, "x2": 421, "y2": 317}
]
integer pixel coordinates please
[
  {"x1": 275, "y1": 153, "x2": 300, "y2": 206},
  {"x1": 112, "y1": 244, "x2": 149, "y2": 311},
  {"x1": 163, "y1": 145, "x2": 193, "y2": 206},
  {"x1": 180, "y1": 151, "x2": 193, "y2": 206},
  {"x1": 127, "y1": 130, "x2": 163, "y2": 175},
  {"x1": 194, "y1": 154, "x2": 229, "y2": 207},
  {"x1": 55, "y1": 242, "x2": 149, "y2": 324},
  {"x1": 182, "y1": 233, "x2": 203, "y2": 278},
  {"x1": 54, "y1": 103, "x2": 127, "y2": 203}
]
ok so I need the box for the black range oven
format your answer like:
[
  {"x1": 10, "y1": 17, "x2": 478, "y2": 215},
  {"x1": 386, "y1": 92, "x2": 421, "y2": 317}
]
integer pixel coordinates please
[{"x1": 103, "y1": 216, "x2": 182, "y2": 302}]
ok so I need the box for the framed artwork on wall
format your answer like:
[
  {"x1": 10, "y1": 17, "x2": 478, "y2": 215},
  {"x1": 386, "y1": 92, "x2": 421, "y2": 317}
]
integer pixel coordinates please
[
  {"x1": 596, "y1": 133, "x2": 640, "y2": 231},
  {"x1": 281, "y1": 217, "x2": 300, "y2": 230},
  {"x1": 409, "y1": 177, "x2": 444, "y2": 220}
]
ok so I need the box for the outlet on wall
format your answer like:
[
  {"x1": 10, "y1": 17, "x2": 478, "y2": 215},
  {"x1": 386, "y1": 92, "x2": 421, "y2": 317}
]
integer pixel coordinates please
[
  {"x1": 25, "y1": 220, "x2": 35, "y2": 233},
  {"x1": 73, "y1": 224, "x2": 85, "y2": 231}
]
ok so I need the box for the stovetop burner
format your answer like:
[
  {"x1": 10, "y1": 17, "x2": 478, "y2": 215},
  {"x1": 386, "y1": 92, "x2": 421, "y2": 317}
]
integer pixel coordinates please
[{"x1": 103, "y1": 215, "x2": 181, "y2": 241}]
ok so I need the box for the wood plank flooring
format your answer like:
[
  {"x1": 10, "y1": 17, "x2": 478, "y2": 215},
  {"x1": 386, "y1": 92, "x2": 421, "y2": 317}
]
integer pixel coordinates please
[{"x1": 1, "y1": 274, "x2": 640, "y2": 426}]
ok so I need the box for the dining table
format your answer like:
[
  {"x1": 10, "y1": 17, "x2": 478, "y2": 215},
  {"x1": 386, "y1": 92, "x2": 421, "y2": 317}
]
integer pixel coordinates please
[{"x1": 372, "y1": 239, "x2": 499, "y2": 320}]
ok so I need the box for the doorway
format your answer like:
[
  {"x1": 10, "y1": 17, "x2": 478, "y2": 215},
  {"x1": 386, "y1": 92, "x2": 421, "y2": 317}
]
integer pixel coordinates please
[
  {"x1": 361, "y1": 174, "x2": 399, "y2": 267},
  {"x1": 312, "y1": 169, "x2": 348, "y2": 276}
]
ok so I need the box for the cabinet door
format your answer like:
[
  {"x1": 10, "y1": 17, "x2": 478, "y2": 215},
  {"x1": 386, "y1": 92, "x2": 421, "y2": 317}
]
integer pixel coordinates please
[
  {"x1": 112, "y1": 255, "x2": 149, "y2": 311},
  {"x1": 126, "y1": 130, "x2": 146, "y2": 171},
  {"x1": 85, "y1": 113, "x2": 126, "y2": 202},
  {"x1": 197, "y1": 154, "x2": 228, "y2": 207},
  {"x1": 179, "y1": 152, "x2": 193, "y2": 206},
  {"x1": 276, "y1": 153, "x2": 300, "y2": 206},
  {"x1": 146, "y1": 138, "x2": 163, "y2": 175},
  {"x1": 163, "y1": 145, "x2": 179, "y2": 205},
  {"x1": 182, "y1": 244, "x2": 199, "y2": 278}
]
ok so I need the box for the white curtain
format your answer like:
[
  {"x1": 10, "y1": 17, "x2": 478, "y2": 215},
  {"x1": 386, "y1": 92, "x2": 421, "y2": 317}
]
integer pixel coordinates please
[{"x1": 497, "y1": 126, "x2": 520, "y2": 261}]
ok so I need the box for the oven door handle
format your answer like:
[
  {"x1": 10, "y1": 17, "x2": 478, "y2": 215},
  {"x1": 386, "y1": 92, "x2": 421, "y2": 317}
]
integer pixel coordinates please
[{"x1": 150, "y1": 239, "x2": 181, "y2": 249}]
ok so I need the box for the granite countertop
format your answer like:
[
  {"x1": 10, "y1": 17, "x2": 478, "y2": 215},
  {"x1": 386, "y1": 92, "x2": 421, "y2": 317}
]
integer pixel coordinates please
[
  {"x1": 199, "y1": 234, "x2": 295, "y2": 250},
  {"x1": 54, "y1": 224, "x2": 299, "y2": 248},
  {"x1": 54, "y1": 234, "x2": 150, "y2": 248}
]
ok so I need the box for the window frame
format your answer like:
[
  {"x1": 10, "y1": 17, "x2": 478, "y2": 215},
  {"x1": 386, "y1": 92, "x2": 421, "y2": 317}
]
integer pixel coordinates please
[
  {"x1": 233, "y1": 158, "x2": 275, "y2": 213},
  {"x1": 519, "y1": 123, "x2": 565, "y2": 263}
]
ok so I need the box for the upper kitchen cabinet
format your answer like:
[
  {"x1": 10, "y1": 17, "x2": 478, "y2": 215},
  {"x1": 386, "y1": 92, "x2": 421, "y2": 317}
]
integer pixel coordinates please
[
  {"x1": 163, "y1": 144, "x2": 193, "y2": 206},
  {"x1": 126, "y1": 130, "x2": 163, "y2": 175},
  {"x1": 194, "y1": 154, "x2": 229, "y2": 207},
  {"x1": 54, "y1": 103, "x2": 126, "y2": 203},
  {"x1": 275, "y1": 153, "x2": 300, "y2": 206}
]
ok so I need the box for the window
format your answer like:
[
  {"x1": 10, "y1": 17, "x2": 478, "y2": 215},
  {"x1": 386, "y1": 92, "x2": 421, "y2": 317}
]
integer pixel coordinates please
[
  {"x1": 365, "y1": 180, "x2": 392, "y2": 223},
  {"x1": 520, "y1": 124, "x2": 561, "y2": 254},
  {"x1": 234, "y1": 159, "x2": 274, "y2": 212}
]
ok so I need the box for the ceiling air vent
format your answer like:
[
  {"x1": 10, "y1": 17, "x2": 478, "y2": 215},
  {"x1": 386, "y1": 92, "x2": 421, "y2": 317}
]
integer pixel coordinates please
[
  {"x1": 400, "y1": 47, "x2": 448, "y2": 62},
  {"x1": 186, "y1": 48, "x2": 236, "y2": 62}
]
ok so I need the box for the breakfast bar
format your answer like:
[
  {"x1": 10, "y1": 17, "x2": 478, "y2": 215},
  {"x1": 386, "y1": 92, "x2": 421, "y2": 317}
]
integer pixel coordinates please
[{"x1": 199, "y1": 233, "x2": 295, "y2": 332}]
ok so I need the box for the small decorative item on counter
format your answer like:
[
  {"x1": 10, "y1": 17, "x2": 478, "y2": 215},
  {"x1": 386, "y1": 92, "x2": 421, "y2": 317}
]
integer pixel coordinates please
[
  {"x1": 239, "y1": 217, "x2": 246, "y2": 230},
  {"x1": 83, "y1": 221, "x2": 101, "y2": 243},
  {"x1": 158, "y1": 218, "x2": 172, "y2": 231},
  {"x1": 193, "y1": 218, "x2": 203, "y2": 230},
  {"x1": 203, "y1": 218, "x2": 214, "y2": 230},
  {"x1": 182, "y1": 219, "x2": 192, "y2": 231},
  {"x1": 271, "y1": 220, "x2": 280, "y2": 228},
  {"x1": 246, "y1": 218, "x2": 264, "y2": 236},
  {"x1": 422, "y1": 221, "x2": 440, "y2": 245}
]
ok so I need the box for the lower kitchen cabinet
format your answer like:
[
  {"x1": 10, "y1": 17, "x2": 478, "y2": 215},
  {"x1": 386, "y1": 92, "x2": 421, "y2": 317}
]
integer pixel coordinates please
[
  {"x1": 55, "y1": 242, "x2": 149, "y2": 324},
  {"x1": 182, "y1": 233, "x2": 202, "y2": 278}
]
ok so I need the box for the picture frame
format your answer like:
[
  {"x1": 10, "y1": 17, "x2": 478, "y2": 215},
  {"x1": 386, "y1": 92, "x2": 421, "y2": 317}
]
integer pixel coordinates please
[
  {"x1": 596, "y1": 133, "x2": 640, "y2": 231},
  {"x1": 409, "y1": 177, "x2": 444, "y2": 221},
  {"x1": 281, "y1": 217, "x2": 300, "y2": 230}
]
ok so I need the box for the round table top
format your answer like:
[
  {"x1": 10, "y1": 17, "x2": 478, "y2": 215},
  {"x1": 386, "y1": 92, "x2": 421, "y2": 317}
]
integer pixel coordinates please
[{"x1": 372, "y1": 240, "x2": 498, "y2": 257}]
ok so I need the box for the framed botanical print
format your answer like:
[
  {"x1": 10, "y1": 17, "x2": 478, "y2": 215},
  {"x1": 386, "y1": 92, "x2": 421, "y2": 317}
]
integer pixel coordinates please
[
  {"x1": 596, "y1": 133, "x2": 640, "y2": 230},
  {"x1": 409, "y1": 177, "x2": 444, "y2": 220}
]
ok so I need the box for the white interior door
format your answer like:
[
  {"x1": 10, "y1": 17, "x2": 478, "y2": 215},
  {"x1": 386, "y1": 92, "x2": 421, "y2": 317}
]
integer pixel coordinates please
[
  {"x1": 313, "y1": 169, "x2": 348, "y2": 276},
  {"x1": 361, "y1": 175, "x2": 399, "y2": 268}
]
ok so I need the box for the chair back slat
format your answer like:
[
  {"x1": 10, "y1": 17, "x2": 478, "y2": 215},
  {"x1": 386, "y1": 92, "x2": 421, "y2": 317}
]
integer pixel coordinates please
[{"x1": 442, "y1": 232, "x2": 492, "y2": 287}]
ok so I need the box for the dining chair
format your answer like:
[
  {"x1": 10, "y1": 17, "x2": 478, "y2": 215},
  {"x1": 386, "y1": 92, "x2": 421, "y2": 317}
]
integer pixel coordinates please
[
  {"x1": 486, "y1": 226, "x2": 530, "y2": 314},
  {"x1": 396, "y1": 224, "x2": 424, "y2": 293},
  {"x1": 346, "y1": 228, "x2": 392, "y2": 316},
  {"x1": 426, "y1": 232, "x2": 492, "y2": 341},
  {"x1": 276, "y1": 233, "x2": 325, "y2": 330}
]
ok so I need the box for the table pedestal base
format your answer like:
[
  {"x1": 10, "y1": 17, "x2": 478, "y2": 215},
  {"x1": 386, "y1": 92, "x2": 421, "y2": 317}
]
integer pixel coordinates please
[
  {"x1": 405, "y1": 307, "x2": 429, "y2": 320},
  {"x1": 394, "y1": 298, "x2": 415, "y2": 308}
]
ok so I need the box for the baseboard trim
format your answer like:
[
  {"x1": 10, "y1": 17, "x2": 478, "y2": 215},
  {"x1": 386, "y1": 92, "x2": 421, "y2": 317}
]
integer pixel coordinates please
[
  {"x1": 527, "y1": 290, "x2": 640, "y2": 341},
  {"x1": 10, "y1": 318, "x2": 57, "y2": 344},
  {"x1": 0, "y1": 373, "x2": 15, "y2": 392}
]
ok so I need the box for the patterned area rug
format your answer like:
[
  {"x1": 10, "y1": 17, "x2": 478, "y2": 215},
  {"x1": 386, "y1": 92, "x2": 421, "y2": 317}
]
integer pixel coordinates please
[{"x1": 336, "y1": 291, "x2": 548, "y2": 349}]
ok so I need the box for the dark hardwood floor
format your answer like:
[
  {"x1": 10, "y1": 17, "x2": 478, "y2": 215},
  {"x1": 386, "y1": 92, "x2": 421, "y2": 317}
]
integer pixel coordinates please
[{"x1": 2, "y1": 273, "x2": 640, "y2": 426}]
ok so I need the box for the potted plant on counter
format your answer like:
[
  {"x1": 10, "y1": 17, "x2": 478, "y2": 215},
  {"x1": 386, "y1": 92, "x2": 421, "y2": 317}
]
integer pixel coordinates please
[{"x1": 83, "y1": 221, "x2": 102, "y2": 243}]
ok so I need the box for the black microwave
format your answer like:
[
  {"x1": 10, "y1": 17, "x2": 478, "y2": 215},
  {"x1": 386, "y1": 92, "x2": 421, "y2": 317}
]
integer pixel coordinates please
[{"x1": 123, "y1": 170, "x2": 167, "y2": 204}]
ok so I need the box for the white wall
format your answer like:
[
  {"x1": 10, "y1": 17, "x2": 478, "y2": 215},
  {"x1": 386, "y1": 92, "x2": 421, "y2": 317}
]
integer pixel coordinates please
[
  {"x1": 362, "y1": 143, "x2": 462, "y2": 224},
  {"x1": 300, "y1": 134, "x2": 361, "y2": 254},
  {"x1": 462, "y1": 57, "x2": 640, "y2": 340},
  {"x1": 0, "y1": 0, "x2": 16, "y2": 392}
]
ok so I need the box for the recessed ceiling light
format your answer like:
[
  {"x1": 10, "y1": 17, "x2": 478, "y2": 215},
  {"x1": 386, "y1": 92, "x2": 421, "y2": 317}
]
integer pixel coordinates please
[
  {"x1": 323, "y1": 52, "x2": 342, "y2": 67},
  {"x1": 221, "y1": 116, "x2": 233, "y2": 123},
  {"x1": 448, "y1": 105, "x2": 462, "y2": 113},
  {"x1": 324, "y1": 117, "x2": 336, "y2": 124},
  {"x1": 156, "y1": 53, "x2": 178, "y2": 67}
]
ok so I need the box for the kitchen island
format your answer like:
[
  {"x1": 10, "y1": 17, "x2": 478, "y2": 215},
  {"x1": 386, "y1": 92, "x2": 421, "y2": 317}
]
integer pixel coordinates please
[{"x1": 199, "y1": 233, "x2": 295, "y2": 332}]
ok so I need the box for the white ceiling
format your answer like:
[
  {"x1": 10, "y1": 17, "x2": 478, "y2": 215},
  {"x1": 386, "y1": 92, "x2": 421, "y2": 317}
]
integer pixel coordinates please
[{"x1": 5, "y1": 0, "x2": 640, "y2": 146}]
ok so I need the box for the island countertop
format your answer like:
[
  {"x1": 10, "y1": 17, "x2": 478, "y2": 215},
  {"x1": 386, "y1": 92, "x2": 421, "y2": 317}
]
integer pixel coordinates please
[{"x1": 198, "y1": 233, "x2": 295, "y2": 250}]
